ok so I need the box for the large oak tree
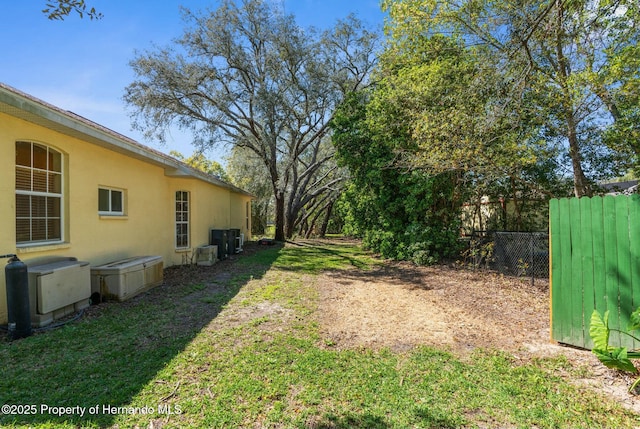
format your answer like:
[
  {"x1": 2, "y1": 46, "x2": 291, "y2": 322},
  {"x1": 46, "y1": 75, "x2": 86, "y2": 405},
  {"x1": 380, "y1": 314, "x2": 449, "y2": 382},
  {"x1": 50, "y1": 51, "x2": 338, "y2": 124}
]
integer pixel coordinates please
[{"x1": 124, "y1": 0, "x2": 379, "y2": 241}]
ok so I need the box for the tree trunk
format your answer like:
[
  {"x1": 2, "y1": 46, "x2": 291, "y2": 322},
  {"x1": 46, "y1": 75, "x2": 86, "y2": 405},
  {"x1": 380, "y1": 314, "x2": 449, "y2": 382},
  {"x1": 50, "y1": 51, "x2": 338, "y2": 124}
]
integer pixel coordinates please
[
  {"x1": 274, "y1": 191, "x2": 286, "y2": 242},
  {"x1": 475, "y1": 195, "x2": 483, "y2": 233},
  {"x1": 284, "y1": 211, "x2": 295, "y2": 239},
  {"x1": 566, "y1": 113, "x2": 592, "y2": 197},
  {"x1": 554, "y1": 0, "x2": 591, "y2": 198},
  {"x1": 594, "y1": 84, "x2": 621, "y2": 122},
  {"x1": 305, "y1": 219, "x2": 316, "y2": 238},
  {"x1": 510, "y1": 177, "x2": 522, "y2": 231},
  {"x1": 319, "y1": 200, "x2": 335, "y2": 237}
]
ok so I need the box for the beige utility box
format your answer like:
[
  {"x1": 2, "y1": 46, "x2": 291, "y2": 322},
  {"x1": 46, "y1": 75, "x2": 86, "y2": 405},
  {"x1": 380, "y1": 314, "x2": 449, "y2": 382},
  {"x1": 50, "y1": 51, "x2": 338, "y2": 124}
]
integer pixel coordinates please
[
  {"x1": 27, "y1": 258, "x2": 91, "y2": 327},
  {"x1": 90, "y1": 256, "x2": 163, "y2": 301},
  {"x1": 196, "y1": 245, "x2": 218, "y2": 266}
]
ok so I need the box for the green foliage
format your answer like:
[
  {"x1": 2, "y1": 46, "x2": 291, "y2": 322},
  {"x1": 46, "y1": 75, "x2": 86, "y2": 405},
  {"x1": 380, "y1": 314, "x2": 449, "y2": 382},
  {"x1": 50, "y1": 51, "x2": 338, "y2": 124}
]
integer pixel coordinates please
[
  {"x1": 589, "y1": 309, "x2": 640, "y2": 391},
  {"x1": 590, "y1": 310, "x2": 611, "y2": 352},
  {"x1": 333, "y1": 24, "x2": 570, "y2": 267},
  {"x1": 382, "y1": 0, "x2": 640, "y2": 196},
  {"x1": 169, "y1": 150, "x2": 230, "y2": 182},
  {"x1": 593, "y1": 347, "x2": 638, "y2": 375},
  {"x1": 630, "y1": 310, "x2": 640, "y2": 331},
  {"x1": 459, "y1": 239, "x2": 494, "y2": 270},
  {"x1": 332, "y1": 91, "x2": 464, "y2": 265},
  {"x1": 225, "y1": 147, "x2": 273, "y2": 235}
]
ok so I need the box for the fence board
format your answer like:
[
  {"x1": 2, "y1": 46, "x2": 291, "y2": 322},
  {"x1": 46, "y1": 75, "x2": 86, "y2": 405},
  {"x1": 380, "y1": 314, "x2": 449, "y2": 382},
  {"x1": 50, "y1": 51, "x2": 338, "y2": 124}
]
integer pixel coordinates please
[
  {"x1": 550, "y1": 195, "x2": 640, "y2": 349},
  {"x1": 630, "y1": 195, "x2": 640, "y2": 350},
  {"x1": 603, "y1": 196, "x2": 621, "y2": 346},
  {"x1": 616, "y1": 197, "x2": 633, "y2": 348},
  {"x1": 558, "y1": 198, "x2": 575, "y2": 344},
  {"x1": 591, "y1": 197, "x2": 607, "y2": 320},
  {"x1": 579, "y1": 197, "x2": 595, "y2": 349},
  {"x1": 549, "y1": 198, "x2": 563, "y2": 342},
  {"x1": 569, "y1": 197, "x2": 585, "y2": 347}
]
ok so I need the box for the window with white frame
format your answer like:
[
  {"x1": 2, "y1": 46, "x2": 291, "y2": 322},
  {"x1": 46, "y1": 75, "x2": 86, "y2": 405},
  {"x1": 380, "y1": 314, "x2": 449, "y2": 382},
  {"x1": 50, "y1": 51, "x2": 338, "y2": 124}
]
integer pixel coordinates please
[
  {"x1": 175, "y1": 191, "x2": 189, "y2": 248},
  {"x1": 98, "y1": 187, "x2": 124, "y2": 215},
  {"x1": 15, "y1": 141, "x2": 63, "y2": 244},
  {"x1": 246, "y1": 201, "x2": 250, "y2": 230}
]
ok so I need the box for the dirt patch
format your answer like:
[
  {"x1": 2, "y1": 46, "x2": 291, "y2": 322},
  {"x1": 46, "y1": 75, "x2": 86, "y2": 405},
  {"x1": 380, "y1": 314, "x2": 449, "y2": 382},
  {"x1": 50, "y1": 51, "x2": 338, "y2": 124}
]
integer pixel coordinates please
[
  {"x1": 218, "y1": 301, "x2": 295, "y2": 330},
  {"x1": 316, "y1": 260, "x2": 640, "y2": 414},
  {"x1": 318, "y1": 262, "x2": 552, "y2": 354}
]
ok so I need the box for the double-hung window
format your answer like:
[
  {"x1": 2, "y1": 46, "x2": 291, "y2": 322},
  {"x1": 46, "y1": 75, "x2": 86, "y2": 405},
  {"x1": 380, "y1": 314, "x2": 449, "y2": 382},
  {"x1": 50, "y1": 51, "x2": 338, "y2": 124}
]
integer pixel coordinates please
[
  {"x1": 15, "y1": 141, "x2": 63, "y2": 245},
  {"x1": 175, "y1": 191, "x2": 189, "y2": 249},
  {"x1": 246, "y1": 201, "x2": 250, "y2": 230}
]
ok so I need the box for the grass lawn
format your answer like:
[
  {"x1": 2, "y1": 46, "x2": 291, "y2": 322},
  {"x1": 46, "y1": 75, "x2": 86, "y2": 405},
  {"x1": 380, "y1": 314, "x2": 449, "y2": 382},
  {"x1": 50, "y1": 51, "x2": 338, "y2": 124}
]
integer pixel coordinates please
[{"x1": 0, "y1": 240, "x2": 638, "y2": 428}]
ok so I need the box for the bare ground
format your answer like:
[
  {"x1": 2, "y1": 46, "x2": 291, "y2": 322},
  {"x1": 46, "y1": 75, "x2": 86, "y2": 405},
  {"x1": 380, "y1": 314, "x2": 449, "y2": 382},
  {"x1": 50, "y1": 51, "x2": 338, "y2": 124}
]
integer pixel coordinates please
[{"x1": 315, "y1": 259, "x2": 640, "y2": 414}]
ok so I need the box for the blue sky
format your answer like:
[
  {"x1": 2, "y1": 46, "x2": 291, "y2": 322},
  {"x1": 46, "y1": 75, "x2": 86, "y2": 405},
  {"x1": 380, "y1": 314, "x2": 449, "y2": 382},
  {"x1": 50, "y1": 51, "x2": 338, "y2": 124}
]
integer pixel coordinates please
[{"x1": 1, "y1": 0, "x2": 385, "y2": 164}]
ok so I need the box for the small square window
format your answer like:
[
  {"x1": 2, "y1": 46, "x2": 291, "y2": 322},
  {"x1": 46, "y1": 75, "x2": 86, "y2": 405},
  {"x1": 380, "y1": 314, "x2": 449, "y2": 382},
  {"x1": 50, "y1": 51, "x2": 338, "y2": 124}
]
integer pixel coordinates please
[{"x1": 99, "y1": 187, "x2": 124, "y2": 215}]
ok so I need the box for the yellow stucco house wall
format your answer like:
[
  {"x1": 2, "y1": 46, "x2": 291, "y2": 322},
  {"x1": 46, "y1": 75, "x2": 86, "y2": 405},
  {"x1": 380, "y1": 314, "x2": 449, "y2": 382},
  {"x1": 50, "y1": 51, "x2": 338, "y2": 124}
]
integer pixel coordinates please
[{"x1": 0, "y1": 83, "x2": 252, "y2": 323}]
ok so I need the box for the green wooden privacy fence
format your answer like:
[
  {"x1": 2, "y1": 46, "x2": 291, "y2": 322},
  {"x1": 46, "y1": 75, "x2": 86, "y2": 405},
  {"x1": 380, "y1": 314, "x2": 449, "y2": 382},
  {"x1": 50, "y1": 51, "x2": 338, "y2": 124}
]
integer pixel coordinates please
[{"x1": 550, "y1": 194, "x2": 640, "y2": 350}]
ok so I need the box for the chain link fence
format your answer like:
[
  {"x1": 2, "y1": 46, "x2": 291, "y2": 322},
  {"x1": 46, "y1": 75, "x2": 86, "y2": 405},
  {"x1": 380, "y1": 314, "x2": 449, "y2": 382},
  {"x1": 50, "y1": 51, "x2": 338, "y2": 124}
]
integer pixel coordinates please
[
  {"x1": 463, "y1": 231, "x2": 549, "y2": 283},
  {"x1": 493, "y1": 232, "x2": 549, "y2": 278}
]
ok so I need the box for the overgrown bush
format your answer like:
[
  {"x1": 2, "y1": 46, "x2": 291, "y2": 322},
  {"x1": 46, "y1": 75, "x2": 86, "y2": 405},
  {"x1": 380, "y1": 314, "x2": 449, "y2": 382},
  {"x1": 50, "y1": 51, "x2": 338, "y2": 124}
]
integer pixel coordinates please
[
  {"x1": 361, "y1": 221, "x2": 461, "y2": 265},
  {"x1": 331, "y1": 91, "x2": 466, "y2": 265}
]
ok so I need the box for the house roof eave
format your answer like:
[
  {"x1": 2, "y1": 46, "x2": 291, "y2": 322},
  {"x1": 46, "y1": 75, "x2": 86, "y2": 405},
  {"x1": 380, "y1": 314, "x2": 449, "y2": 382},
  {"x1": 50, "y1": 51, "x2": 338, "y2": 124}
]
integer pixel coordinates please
[{"x1": 0, "y1": 82, "x2": 253, "y2": 197}]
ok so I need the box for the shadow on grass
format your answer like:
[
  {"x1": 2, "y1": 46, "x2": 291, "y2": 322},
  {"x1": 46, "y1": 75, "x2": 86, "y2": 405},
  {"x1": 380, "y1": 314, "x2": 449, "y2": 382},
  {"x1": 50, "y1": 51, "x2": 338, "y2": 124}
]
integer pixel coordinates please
[
  {"x1": 329, "y1": 262, "x2": 448, "y2": 290},
  {"x1": 413, "y1": 407, "x2": 465, "y2": 428},
  {"x1": 316, "y1": 412, "x2": 389, "y2": 428},
  {"x1": 279, "y1": 239, "x2": 372, "y2": 273},
  {"x1": 0, "y1": 243, "x2": 281, "y2": 428},
  {"x1": 314, "y1": 408, "x2": 460, "y2": 429}
]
